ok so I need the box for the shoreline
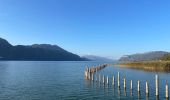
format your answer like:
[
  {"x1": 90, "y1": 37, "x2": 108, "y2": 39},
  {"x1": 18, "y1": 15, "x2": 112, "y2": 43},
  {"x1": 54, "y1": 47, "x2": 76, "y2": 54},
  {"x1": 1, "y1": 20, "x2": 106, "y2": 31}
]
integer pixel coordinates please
[{"x1": 116, "y1": 61, "x2": 170, "y2": 72}]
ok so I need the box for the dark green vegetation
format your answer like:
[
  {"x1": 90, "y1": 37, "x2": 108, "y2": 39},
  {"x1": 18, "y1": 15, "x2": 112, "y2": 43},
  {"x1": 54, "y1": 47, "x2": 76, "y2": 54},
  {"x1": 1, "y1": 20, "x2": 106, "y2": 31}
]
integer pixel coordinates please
[
  {"x1": 161, "y1": 54, "x2": 170, "y2": 61},
  {"x1": 119, "y1": 51, "x2": 169, "y2": 62},
  {"x1": 119, "y1": 61, "x2": 170, "y2": 72},
  {"x1": 0, "y1": 37, "x2": 88, "y2": 61}
]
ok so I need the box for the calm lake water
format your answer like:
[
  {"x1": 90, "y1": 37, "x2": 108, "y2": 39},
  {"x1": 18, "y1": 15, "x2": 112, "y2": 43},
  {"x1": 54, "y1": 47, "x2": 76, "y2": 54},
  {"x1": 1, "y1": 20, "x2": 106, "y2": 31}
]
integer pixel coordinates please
[{"x1": 0, "y1": 61, "x2": 170, "y2": 100}]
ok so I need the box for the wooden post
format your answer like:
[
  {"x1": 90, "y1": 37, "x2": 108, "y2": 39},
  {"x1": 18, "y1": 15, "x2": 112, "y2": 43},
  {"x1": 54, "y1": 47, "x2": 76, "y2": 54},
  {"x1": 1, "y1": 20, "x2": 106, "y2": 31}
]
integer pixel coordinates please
[
  {"x1": 155, "y1": 75, "x2": 159, "y2": 96},
  {"x1": 118, "y1": 72, "x2": 120, "y2": 87},
  {"x1": 103, "y1": 75, "x2": 105, "y2": 84},
  {"x1": 95, "y1": 74, "x2": 97, "y2": 82},
  {"x1": 138, "y1": 81, "x2": 140, "y2": 92},
  {"x1": 107, "y1": 76, "x2": 109, "y2": 84},
  {"x1": 124, "y1": 77, "x2": 126, "y2": 89},
  {"x1": 85, "y1": 70, "x2": 87, "y2": 78},
  {"x1": 91, "y1": 73, "x2": 94, "y2": 81},
  {"x1": 112, "y1": 76, "x2": 114, "y2": 85},
  {"x1": 88, "y1": 72, "x2": 91, "y2": 80},
  {"x1": 146, "y1": 81, "x2": 149, "y2": 95},
  {"x1": 130, "y1": 80, "x2": 133, "y2": 90},
  {"x1": 166, "y1": 81, "x2": 169, "y2": 99},
  {"x1": 99, "y1": 74, "x2": 101, "y2": 82}
]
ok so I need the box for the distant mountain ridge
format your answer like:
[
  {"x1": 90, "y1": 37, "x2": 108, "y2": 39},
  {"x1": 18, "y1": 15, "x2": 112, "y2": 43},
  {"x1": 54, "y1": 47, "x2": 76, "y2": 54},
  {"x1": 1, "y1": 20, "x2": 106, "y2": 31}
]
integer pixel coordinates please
[
  {"x1": 0, "y1": 37, "x2": 87, "y2": 61},
  {"x1": 83, "y1": 55, "x2": 114, "y2": 61},
  {"x1": 119, "y1": 51, "x2": 169, "y2": 62}
]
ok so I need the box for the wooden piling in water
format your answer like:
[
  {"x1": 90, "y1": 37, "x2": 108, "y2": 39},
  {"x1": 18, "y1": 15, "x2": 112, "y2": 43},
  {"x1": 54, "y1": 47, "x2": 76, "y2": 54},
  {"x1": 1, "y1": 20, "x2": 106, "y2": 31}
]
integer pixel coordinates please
[
  {"x1": 95, "y1": 74, "x2": 97, "y2": 82},
  {"x1": 85, "y1": 69, "x2": 170, "y2": 99},
  {"x1": 166, "y1": 81, "x2": 169, "y2": 99},
  {"x1": 156, "y1": 75, "x2": 159, "y2": 96},
  {"x1": 85, "y1": 64, "x2": 108, "y2": 74},
  {"x1": 99, "y1": 74, "x2": 101, "y2": 82},
  {"x1": 88, "y1": 72, "x2": 91, "y2": 80},
  {"x1": 124, "y1": 77, "x2": 126, "y2": 89},
  {"x1": 107, "y1": 76, "x2": 109, "y2": 84},
  {"x1": 130, "y1": 80, "x2": 133, "y2": 90},
  {"x1": 146, "y1": 81, "x2": 149, "y2": 95},
  {"x1": 91, "y1": 73, "x2": 94, "y2": 81},
  {"x1": 138, "y1": 81, "x2": 140, "y2": 92},
  {"x1": 112, "y1": 76, "x2": 114, "y2": 85},
  {"x1": 118, "y1": 72, "x2": 120, "y2": 87},
  {"x1": 103, "y1": 75, "x2": 105, "y2": 84}
]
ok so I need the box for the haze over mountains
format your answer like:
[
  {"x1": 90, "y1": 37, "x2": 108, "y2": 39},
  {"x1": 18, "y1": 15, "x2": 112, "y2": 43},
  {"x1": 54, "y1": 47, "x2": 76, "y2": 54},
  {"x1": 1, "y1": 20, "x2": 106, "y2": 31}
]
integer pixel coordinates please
[
  {"x1": 0, "y1": 37, "x2": 87, "y2": 61},
  {"x1": 82, "y1": 55, "x2": 114, "y2": 61}
]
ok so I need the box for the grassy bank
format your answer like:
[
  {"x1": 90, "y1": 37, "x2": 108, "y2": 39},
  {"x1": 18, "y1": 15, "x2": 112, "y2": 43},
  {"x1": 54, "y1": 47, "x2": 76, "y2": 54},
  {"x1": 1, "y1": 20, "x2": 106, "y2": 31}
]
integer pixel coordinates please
[{"x1": 118, "y1": 61, "x2": 170, "y2": 72}]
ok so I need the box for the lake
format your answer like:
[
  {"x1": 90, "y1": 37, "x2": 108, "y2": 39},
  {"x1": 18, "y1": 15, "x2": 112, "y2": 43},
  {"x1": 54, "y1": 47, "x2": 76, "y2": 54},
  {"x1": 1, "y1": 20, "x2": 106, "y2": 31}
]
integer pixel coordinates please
[{"x1": 0, "y1": 61, "x2": 169, "y2": 100}]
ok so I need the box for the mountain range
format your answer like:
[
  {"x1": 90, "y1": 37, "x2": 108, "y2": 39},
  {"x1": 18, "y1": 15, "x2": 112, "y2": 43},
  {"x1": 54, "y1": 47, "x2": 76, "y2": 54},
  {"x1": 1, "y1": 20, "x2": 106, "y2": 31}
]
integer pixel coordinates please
[
  {"x1": 119, "y1": 51, "x2": 169, "y2": 62},
  {"x1": 82, "y1": 55, "x2": 114, "y2": 61},
  {"x1": 0, "y1": 37, "x2": 87, "y2": 61}
]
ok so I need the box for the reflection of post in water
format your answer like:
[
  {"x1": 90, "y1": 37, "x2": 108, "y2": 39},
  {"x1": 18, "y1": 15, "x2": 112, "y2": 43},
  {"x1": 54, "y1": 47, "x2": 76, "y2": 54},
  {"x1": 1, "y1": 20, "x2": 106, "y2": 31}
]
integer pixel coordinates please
[
  {"x1": 105, "y1": 84, "x2": 109, "y2": 96},
  {"x1": 130, "y1": 89, "x2": 133, "y2": 97},
  {"x1": 112, "y1": 84, "x2": 115, "y2": 96},
  {"x1": 124, "y1": 88, "x2": 126, "y2": 96},
  {"x1": 138, "y1": 91, "x2": 141, "y2": 100},
  {"x1": 146, "y1": 94, "x2": 149, "y2": 100},
  {"x1": 156, "y1": 96, "x2": 159, "y2": 100},
  {"x1": 118, "y1": 87, "x2": 121, "y2": 98}
]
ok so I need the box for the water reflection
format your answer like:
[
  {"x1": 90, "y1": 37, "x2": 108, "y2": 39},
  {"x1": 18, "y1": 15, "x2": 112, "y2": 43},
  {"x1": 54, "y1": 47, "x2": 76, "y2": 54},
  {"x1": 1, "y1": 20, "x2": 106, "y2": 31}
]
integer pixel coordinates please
[
  {"x1": 138, "y1": 91, "x2": 141, "y2": 100},
  {"x1": 124, "y1": 88, "x2": 126, "y2": 96},
  {"x1": 130, "y1": 89, "x2": 133, "y2": 97},
  {"x1": 156, "y1": 96, "x2": 159, "y2": 100},
  {"x1": 146, "y1": 94, "x2": 149, "y2": 100},
  {"x1": 118, "y1": 87, "x2": 121, "y2": 98}
]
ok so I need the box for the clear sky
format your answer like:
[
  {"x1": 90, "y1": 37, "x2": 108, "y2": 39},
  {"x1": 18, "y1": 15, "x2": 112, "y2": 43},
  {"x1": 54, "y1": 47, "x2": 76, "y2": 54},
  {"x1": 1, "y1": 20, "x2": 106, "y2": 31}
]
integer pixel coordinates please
[{"x1": 0, "y1": 0, "x2": 170, "y2": 59}]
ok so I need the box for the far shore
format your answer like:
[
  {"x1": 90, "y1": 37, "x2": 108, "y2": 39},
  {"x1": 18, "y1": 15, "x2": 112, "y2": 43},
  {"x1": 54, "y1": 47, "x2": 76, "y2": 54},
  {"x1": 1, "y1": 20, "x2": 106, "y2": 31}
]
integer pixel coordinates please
[{"x1": 116, "y1": 61, "x2": 170, "y2": 72}]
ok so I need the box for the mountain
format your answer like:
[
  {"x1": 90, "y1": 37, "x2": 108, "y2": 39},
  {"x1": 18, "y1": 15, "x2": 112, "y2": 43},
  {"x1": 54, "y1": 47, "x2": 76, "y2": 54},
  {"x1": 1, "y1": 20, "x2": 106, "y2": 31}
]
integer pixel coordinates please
[
  {"x1": 83, "y1": 55, "x2": 114, "y2": 61},
  {"x1": 0, "y1": 37, "x2": 87, "y2": 61},
  {"x1": 119, "y1": 51, "x2": 169, "y2": 62}
]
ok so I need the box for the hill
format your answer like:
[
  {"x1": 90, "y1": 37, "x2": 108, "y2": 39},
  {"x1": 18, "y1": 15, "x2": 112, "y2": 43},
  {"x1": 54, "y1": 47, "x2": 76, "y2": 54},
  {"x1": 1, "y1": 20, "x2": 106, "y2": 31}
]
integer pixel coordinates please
[
  {"x1": 119, "y1": 51, "x2": 169, "y2": 62},
  {"x1": 83, "y1": 55, "x2": 114, "y2": 61},
  {"x1": 0, "y1": 37, "x2": 87, "y2": 61},
  {"x1": 161, "y1": 53, "x2": 170, "y2": 61}
]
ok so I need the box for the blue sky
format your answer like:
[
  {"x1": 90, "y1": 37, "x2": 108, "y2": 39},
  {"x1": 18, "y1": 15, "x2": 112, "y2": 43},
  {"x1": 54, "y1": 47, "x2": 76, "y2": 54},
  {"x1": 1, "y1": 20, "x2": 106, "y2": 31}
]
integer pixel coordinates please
[{"x1": 0, "y1": 0, "x2": 170, "y2": 59}]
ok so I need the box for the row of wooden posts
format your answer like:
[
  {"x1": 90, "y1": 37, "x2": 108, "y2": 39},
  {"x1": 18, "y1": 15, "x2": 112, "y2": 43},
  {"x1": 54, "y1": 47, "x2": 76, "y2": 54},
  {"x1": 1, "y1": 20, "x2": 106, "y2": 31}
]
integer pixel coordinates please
[
  {"x1": 84, "y1": 66, "x2": 169, "y2": 99},
  {"x1": 84, "y1": 64, "x2": 108, "y2": 79}
]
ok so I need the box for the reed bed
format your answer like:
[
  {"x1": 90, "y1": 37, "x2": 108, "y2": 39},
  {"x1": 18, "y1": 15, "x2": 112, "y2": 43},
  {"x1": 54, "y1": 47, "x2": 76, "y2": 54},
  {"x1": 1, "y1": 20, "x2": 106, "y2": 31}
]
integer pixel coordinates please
[{"x1": 118, "y1": 61, "x2": 170, "y2": 72}]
